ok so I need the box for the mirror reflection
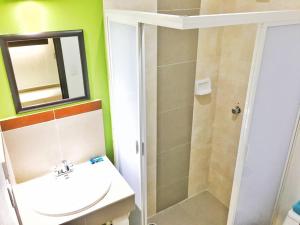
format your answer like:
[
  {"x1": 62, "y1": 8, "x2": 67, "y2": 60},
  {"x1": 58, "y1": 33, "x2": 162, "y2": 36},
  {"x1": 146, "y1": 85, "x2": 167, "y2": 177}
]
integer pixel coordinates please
[{"x1": 1, "y1": 30, "x2": 89, "y2": 112}]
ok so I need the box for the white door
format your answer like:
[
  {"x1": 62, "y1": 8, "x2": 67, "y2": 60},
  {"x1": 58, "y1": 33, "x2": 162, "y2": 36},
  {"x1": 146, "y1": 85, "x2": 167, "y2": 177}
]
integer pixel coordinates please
[
  {"x1": 233, "y1": 24, "x2": 300, "y2": 225},
  {"x1": 107, "y1": 20, "x2": 145, "y2": 224}
]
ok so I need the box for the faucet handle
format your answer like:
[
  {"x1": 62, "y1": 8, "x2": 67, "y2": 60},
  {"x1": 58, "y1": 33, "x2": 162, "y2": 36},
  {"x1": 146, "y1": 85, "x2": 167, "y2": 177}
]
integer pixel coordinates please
[
  {"x1": 53, "y1": 166, "x2": 60, "y2": 176},
  {"x1": 62, "y1": 160, "x2": 74, "y2": 172},
  {"x1": 53, "y1": 160, "x2": 74, "y2": 177}
]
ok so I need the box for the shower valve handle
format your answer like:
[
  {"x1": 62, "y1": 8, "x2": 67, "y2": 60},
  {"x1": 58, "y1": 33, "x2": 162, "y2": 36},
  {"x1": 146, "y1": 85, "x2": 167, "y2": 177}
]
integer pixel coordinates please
[{"x1": 232, "y1": 106, "x2": 241, "y2": 115}]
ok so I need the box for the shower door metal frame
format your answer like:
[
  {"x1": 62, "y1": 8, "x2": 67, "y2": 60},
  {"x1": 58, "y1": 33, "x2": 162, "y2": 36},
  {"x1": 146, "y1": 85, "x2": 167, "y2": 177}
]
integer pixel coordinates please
[
  {"x1": 104, "y1": 16, "x2": 148, "y2": 225},
  {"x1": 104, "y1": 9, "x2": 300, "y2": 225},
  {"x1": 228, "y1": 20, "x2": 300, "y2": 225},
  {"x1": 271, "y1": 107, "x2": 300, "y2": 224},
  {"x1": 226, "y1": 23, "x2": 268, "y2": 225}
]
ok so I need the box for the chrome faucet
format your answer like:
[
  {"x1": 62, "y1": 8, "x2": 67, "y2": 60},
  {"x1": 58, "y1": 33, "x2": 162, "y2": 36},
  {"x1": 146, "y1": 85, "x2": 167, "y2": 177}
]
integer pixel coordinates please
[{"x1": 54, "y1": 160, "x2": 74, "y2": 178}]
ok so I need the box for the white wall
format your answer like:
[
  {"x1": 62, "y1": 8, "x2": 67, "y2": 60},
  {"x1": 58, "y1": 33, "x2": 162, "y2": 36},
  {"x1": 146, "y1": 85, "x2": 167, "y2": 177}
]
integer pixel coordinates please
[
  {"x1": 60, "y1": 37, "x2": 85, "y2": 98},
  {"x1": 9, "y1": 39, "x2": 60, "y2": 90},
  {"x1": 103, "y1": 0, "x2": 156, "y2": 11}
]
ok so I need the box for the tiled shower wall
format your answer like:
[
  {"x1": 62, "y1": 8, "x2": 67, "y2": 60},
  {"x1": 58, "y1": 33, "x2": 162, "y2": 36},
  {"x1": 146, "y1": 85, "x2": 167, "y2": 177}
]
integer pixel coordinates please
[
  {"x1": 104, "y1": 0, "x2": 201, "y2": 214},
  {"x1": 208, "y1": 0, "x2": 300, "y2": 207},
  {"x1": 188, "y1": 26, "x2": 223, "y2": 197},
  {"x1": 188, "y1": 0, "x2": 258, "y2": 208},
  {"x1": 189, "y1": 0, "x2": 300, "y2": 208},
  {"x1": 156, "y1": 0, "x2": 201, "y2": 212},
  {"x1": 208, "y1": 25, "x2": 255, "y2": 206},
  {"x1": 105, "y1": 0, "x2": 300, "y2": 216}
]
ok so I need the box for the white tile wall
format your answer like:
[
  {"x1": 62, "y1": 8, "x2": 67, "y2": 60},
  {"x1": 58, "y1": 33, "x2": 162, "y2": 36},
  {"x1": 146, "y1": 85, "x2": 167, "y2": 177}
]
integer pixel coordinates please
[
  {"x1": 3, "y1": 109, "x2": 106, "y2": 183},
  {"x1": 56, "y1": 110, "x2": 106, "y2": 164},
  {"x1": 3, "y1": 121, "x2": 61, "y2": 183}
]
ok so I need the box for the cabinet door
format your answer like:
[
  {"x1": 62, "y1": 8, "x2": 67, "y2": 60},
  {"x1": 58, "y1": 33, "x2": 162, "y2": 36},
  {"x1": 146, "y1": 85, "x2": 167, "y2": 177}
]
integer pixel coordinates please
[
  {"x1": 107, "y1": 20, "x2": 144, "y2": 220},
  {"x1": 0, "y1": 134, "x2": 20, "y2": 225},
  {"x1": 233, "y1": 24, "x2": 300, "y2": 225}
]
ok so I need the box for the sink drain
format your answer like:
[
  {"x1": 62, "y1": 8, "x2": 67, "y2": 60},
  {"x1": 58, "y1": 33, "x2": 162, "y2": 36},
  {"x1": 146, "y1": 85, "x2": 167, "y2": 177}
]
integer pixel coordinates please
[{"x1": 148, "y1": 223, "x2": 157, "y2": 225}]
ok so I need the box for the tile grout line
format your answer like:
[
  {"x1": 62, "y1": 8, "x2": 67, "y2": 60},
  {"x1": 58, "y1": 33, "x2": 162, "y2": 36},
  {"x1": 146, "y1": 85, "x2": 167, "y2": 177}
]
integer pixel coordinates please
[
  {"x1": 158, "y1": 103, "x2": 194, "y2": 115},
  {"x1": 150, "y1": 190, "x2": 207, "y2": 219},
  {"x1": 157, "y1": 175, "x2": 190, "y2": 190},
  {"x1": 157, "y1": 142, "x2": 191, "y2": 156},
  {"x1": 158, "y1": 60, "x2": 197, "y2": 69},
  {"x1": 158, "y1": 8, "x2": 201, "y2": 12},
  {"x1": 53, "y1": 109, "x2": 64, "y2": 161}
]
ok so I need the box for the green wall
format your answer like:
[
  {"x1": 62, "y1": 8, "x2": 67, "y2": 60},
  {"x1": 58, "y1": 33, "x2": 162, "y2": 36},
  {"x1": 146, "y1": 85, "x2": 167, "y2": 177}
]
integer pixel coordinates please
[{"x1": 0, "y1": 0, "x2": 114, "y2": 161}]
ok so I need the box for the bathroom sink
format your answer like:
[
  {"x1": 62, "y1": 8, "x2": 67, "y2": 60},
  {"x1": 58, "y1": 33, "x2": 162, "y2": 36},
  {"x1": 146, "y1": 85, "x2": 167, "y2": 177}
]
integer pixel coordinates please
[{"x1": 20, "y1": 162, "x2": 111, "y2": 217}]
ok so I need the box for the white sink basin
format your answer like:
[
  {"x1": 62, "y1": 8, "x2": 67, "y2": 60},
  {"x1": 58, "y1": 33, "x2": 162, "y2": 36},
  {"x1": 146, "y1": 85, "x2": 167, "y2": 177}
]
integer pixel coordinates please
[{"x1": 20, "y1": 162, "x2": 111, "y2": 217}]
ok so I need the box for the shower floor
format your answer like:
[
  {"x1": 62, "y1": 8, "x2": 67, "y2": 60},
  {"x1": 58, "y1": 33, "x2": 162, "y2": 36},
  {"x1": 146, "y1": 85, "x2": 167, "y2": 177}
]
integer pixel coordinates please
[{"x1": 148, "y1": 191, "x2": 228, "y2": 225}]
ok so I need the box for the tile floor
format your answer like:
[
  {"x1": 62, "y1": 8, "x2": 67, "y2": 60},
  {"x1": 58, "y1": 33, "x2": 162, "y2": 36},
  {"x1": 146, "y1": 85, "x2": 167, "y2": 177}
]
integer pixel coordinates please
[{"x1": 148, "y1": 191, "x2": 228, "y2": 225}]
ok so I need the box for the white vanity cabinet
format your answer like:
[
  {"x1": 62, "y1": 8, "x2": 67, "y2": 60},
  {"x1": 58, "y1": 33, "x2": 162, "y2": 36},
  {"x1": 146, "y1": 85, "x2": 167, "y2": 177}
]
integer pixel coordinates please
[{"x1": 12, "y1": 157, "x2": 135, "y2": 225}]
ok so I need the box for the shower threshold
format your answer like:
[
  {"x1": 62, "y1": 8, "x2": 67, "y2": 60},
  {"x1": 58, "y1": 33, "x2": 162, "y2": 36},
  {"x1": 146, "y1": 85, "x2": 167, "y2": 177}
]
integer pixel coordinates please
[{"x1": 148, "y1": 191, "x2": 228, "y2": 225}]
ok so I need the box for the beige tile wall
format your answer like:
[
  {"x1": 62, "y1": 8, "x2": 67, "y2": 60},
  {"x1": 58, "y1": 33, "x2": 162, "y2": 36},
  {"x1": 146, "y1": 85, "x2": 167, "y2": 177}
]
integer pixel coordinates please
[
  {"x1": 189, "y1": 0, "x2": 300, "y2": 208},
  {"x1": 208, "y1": 25, "x2": 256, "y2": 207},
  {"x1": 208, "y1": 0, "x2": 300, "y2": 208},
  {"x1": 188, "y1": 26, "x2": 223, "y2": 197},
  {"x1": 156, "y1": 0, "x2": 200, "y2": 211},
  {"x1": 145, "y1": 24, "x2": 158, "y2": 217},
  {"x1": 189, "y1": 0, "x2": 258, "y2": 208}
]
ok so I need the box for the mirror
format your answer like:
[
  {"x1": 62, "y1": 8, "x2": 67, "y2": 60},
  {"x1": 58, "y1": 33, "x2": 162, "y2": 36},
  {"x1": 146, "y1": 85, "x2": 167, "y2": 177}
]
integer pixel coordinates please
[{"x1": 0, "y1": 30, "x2": 89, "y2": 113}]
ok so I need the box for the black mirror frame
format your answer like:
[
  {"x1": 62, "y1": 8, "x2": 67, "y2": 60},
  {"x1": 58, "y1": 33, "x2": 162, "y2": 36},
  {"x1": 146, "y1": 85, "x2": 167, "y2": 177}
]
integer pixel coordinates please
[{"x1": 0, "y1": 30, "x2": 90, "y2": 113}]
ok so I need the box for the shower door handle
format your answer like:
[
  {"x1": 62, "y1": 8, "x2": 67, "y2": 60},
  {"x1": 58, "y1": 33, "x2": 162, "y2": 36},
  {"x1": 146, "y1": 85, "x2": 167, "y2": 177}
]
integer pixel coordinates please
[
  {"x1": 136, "y1": 141, "x2": 139, "y2": 154},
  {"x1": 136, "y1": 141, "x2": 145, "y2": 155}
]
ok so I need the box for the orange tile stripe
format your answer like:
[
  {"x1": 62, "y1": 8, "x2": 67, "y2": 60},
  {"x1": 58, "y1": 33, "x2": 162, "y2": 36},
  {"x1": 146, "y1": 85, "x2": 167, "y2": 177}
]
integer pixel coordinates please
[
  {"x1": 54, "y1": 101, "x2": 102, "y2": 119},
  {"x1": 0, "y1": 111, "x2": 54, "y2": 131},
  {"x1": 0, "y1": 100, "x2": 102, "y2": 131}
]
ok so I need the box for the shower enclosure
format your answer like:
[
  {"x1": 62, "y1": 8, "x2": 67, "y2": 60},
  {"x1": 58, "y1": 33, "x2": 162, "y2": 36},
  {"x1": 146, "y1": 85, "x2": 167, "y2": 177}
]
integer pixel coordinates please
[{"x1": 105, "y1": 10, "x2": 300, "y2": 225}]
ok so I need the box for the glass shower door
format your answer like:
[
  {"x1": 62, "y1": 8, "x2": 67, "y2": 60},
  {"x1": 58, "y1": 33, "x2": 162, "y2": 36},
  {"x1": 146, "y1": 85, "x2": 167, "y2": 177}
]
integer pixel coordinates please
[
  {"x1": 107, "y1": 20, "x2": 145, "y2": 225},
  {"x1": 232, "y1": 24, "x2": 300, "y2": 225}
]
